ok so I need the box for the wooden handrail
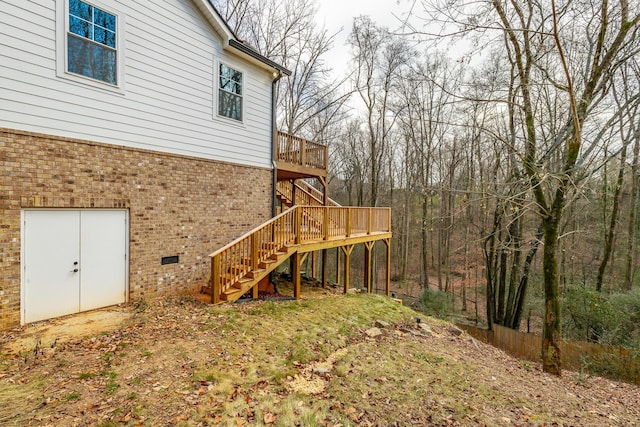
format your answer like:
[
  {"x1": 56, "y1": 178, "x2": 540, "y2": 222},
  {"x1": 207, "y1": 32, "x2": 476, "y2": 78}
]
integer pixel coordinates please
[
  {"x1": 276, "y1": 181, "x2": 340, "y2": 208},
  {"x1": 295, "y1": 181, "x2": 340, "y2": 207},
  {"x1": 209, "y1": 207, "x2": 296, "y2": 258},
  {"x1": 275, "y1": 131, "x2": 328, "y2": 170}
]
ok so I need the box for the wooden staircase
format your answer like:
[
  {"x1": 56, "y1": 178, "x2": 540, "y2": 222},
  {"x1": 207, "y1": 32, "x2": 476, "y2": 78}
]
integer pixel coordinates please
[
  {"x1": 202, "y1": 131, "x2": 392, "y2": 304},
  {"x1": 276, "y1": 180, "x2": 339, "y2": 208},
  {"x1": 203, "y1": 204, "x2": 392, "y2": 304}
]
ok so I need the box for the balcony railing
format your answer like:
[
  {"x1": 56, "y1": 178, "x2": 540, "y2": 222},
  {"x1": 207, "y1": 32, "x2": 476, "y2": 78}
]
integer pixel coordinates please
[{"x1": 275, "y1": 131, "x2": 328, "y2": 173}]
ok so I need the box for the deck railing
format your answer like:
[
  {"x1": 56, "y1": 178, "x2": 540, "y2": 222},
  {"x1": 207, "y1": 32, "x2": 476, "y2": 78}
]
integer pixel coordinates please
[
  {"x1": 298, "y1": 181, "x2": 340, "y2": 206},
  {"x1": 276, "y1": 131, "x2": 328, "y2": 171},
  {"x1": 209, "y1": 205, "x2": 391, "y2": 301},
  {"x1": 209, "y1": 208, "x2": 297, "y2": 303},
  {"x1": 276, "y1": 180, "x2": 340, "y2": 208},
  {"x1": 276, "y1": 181, "x2": 324, "y2": 207}
]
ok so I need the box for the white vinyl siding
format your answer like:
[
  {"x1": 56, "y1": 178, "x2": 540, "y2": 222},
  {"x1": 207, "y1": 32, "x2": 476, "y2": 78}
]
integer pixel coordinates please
[{"x1": 0, "y1": 0, "x2": 274, "y2": 168}]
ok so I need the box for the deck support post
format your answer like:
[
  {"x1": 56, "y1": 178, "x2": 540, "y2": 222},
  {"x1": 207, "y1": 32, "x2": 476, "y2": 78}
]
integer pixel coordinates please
[
  {"x1": 383, "y1": 238, "x2": 391, "y2": 296},
  {"x1": 293, "y1": 251, "x2": 301, "y2": 299},
  {"x1": 311, "y1": 251, "x2": 318, "y2": 279},
  {"x1": 252, "y1": 284, "x2": 259, "y2": 299},
  {"x1": 291, "y1": 179, "x2": 297, "y2": 205},
  {"x1": 341, "y1": 245, "x2": 354, "y2": 293},
  {"x1": 319, "y1": 176, "x2": 328, "y2": 206},
  {"x1": 336, "y1": 247, "x2": 341, "y2": 287},
  {"x1": 321, "y1": 249, "x2": 327, "y2": 288},
  {"x1": 364, "y1": 242, "x2": 374, "y2": 293}
]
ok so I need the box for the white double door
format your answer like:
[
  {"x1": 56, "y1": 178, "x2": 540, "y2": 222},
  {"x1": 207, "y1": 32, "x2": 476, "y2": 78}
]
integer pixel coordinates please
[{"x1": 22, "y1": 210, "x2": 128, "y2": 324}]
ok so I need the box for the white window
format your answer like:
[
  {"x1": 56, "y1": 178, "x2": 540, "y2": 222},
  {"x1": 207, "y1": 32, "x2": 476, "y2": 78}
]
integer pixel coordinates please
[
  {"x1": 56, "y1": 0, "x2": 125, "y2": 90},
  {"x1": 218, "y1": 63, "x2": 243, "y2": 121}
]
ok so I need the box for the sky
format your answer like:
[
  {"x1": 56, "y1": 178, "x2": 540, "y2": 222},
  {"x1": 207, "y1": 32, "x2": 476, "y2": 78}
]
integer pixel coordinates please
[{"x1": 315, "y1": 0, "x2": 416, "y2": 79}]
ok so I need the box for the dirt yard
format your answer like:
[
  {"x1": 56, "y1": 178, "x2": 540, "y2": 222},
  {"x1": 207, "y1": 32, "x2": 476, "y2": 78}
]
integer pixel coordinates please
[{"x1": 1, "y1": 286, "x2": 639, "y2": 426}]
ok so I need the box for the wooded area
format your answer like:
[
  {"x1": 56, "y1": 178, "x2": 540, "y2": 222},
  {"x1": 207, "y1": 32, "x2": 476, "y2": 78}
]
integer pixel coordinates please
[{"x1": 212, "y1": 0, "x2": 640, "y2": 376}]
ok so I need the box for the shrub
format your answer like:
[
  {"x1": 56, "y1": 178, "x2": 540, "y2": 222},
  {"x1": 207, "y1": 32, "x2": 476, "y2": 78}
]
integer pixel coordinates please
[
  {"x1": 418, "y1": 288, "x2": 453, "y2": 319},
  {"x1": 562, "y1": 285, "x2": 640, "y2": 348}
]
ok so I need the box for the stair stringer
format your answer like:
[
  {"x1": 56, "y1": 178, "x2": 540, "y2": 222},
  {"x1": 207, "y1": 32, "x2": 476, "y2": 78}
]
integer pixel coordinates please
[{"x1": 220, "y1": 245, "x2": 298, "y2": 303}]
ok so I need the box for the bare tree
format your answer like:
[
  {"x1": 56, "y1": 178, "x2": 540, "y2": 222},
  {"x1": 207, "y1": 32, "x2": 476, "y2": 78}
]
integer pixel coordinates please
[
  {"x1": 349, "y1": 16, "x2": 409, "y2": 206},
  {"x1": 212, "y1": 0, "x2": 350, "y2": 141}
]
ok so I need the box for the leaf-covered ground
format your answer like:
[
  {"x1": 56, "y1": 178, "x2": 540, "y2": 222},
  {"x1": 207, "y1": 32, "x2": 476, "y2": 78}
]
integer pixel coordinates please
[{"x1": 1, "y1": 285, "x2": 639, "y2": 426}]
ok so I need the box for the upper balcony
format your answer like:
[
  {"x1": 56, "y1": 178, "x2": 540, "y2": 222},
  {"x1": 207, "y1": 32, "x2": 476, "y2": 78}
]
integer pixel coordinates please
[{"x1": 275, "y1": 131, "x2": 328, "y2": 180}]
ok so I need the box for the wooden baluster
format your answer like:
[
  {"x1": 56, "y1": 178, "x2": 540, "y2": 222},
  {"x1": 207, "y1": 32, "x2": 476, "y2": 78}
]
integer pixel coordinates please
[
  {"x1": 295, "y1": 207, "x2": 301, "y2": 244},
  {"x1": 251, "y1": 233, "x2": 258, "y2": 272},
  {"x1": 324, "y1": 207, "x2": 329, "y2": 241}
]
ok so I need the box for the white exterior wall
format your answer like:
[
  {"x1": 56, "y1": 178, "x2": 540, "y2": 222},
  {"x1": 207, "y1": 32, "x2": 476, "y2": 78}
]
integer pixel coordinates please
[{"x1": 0, "y1": 0, "x2": 274, "y2": 168}]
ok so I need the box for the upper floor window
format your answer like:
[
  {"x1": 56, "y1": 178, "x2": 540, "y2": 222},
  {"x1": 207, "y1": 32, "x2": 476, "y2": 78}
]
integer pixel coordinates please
[
  {"x1": 56, "y1": 0, "x2": 123, "y2": 91},
  {"x1": 218, "y1": 63, "x2": 243, "y2": 121},
  {"x1": 67, "y1": 0, "x2": 117, "y2": 85}
]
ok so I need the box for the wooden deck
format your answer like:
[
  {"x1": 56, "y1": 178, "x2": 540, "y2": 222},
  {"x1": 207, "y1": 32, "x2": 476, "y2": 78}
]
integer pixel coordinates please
[
  {"x1": 275, "y1": 131, "x2": 328, "y2": 180},
  {"x1": 204, "y1": 205, "x2": 391, "y2": 304},
  {"x1": 201, "y1": 131, "x2": 391, "y2": 304}
]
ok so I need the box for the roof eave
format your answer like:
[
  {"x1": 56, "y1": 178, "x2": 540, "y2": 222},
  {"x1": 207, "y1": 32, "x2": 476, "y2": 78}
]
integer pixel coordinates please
[
  {"x1": 192, "y1": 0, "x2": 290, "y2": 76},
  {"x1": 228, "y1": 40, "x2": 292, "y2": 76}
]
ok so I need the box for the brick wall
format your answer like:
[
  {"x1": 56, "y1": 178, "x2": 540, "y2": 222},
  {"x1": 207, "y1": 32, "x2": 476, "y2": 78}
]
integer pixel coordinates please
[{"x1": 0, "y1": 128, "x2": 273, "y2": 330}]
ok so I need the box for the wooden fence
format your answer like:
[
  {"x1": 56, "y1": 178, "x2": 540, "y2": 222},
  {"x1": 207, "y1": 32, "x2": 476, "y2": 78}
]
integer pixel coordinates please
[{"x1": 458, "y1": 323, "x2": 640, "y2": 384}]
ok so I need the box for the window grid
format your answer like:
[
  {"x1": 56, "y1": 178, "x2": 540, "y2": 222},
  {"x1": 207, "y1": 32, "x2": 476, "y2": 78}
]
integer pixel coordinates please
[
  {"x1": 218, "y1": 63, "x2": 243, "y2": 122},
  {"x1": 68, "y1": 0, "x2": 116, "y2": 49},
  {"x1": 67, "y1": 0, "x2": 117, "y2": 85}
]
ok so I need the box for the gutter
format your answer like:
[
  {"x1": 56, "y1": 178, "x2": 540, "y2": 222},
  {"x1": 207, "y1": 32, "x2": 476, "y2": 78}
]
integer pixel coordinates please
[
  {"x1": 229, "y1": 40, "x2": 291, "y2": 76},
  {"x1": 271, "y1": 72, "x2": 284, "y2": 217}
]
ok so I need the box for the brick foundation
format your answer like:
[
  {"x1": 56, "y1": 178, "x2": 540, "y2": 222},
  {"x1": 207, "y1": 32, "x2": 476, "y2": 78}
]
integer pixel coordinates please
[{"x1": 0, "y1": 128, "x2": 273, "y2": 330}]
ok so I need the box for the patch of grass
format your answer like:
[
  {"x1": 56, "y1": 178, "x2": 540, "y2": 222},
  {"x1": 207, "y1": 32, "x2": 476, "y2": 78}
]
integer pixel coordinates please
[
  {"x1": 323, "y1": 337, "x2": 514, "y2": 424},
  {"x1": 192, "y1": 369, "x2": 222, "y2": 384},
  {"x1": 175, "y1": 346, "x2": 188, "y2": 359},
  {"x1": 105, "y1": 371, "x2": 119, "y2": 395},
  {"x1": 101, "y1": 351, "x2": 114, "y2": 369},
  {"x1": 63, "y1": 391, "x2": 81, "y2": 402},
  {"x1": 0, "y1": 352, "x2": 13, "y2": 371},
  {"x1": 133, "y1": 298, "x2": 149, "y2": 313},
  {"x1": 78, "y1": 372, "x2": 95, "y2": 380},
  {"x1": 412, "y1": 352, "x2": 445, "y2": 364}
]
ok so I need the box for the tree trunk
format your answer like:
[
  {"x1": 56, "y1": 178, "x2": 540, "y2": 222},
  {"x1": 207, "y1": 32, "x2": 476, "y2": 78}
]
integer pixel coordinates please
[
  {"x1": 625, "y1": 134, "x2": 640, "y2": 290},
  {"x1": 421, "y1": 197, "x2": 429, "y2": 288},
  {"x1": 512, "y1": 227, "x2": 543, "y2": 330},
  {"x1": 541, "y1": 215, "x2": 562, "y2": 375},
  {"x1": 596, "y1": 146, "x2": 627, "y2": 291}
]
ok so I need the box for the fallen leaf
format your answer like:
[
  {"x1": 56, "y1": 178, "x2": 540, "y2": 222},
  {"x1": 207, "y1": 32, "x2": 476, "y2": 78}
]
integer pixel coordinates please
[{"x1": 263, "y1": 412, "x2": 277, "y2": 424}]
